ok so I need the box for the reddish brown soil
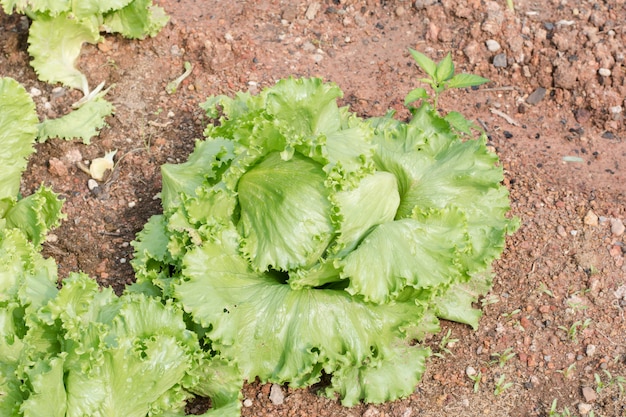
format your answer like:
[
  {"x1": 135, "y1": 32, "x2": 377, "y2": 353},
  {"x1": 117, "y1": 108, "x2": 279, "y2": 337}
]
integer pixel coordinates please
[{"x1": 2, "y1": 1, "x2": 625, "y2": 416}]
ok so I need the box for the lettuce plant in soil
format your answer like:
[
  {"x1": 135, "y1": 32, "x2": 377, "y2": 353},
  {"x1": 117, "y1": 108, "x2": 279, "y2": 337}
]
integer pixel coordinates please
[
  {"x1": 131, "y1": 76, "x2": 518, "y2": 411},
  {"x1": 0, "y1": 78, "x2": 239, "y2": 416}
]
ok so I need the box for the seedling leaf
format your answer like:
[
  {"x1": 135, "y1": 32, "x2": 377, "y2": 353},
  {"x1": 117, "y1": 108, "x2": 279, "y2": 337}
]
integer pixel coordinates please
[
  {"x1": 409, "y1": 48, "x2": 437, "y2": 78},
  {"x1": 446, "y1": 73, "x2": 490, "y2": 89}
]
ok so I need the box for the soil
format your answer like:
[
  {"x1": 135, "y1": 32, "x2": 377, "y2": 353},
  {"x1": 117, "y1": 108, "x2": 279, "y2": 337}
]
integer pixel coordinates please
[{"x1": 2, "y1": 0, "x2": 626, "y2": 416}]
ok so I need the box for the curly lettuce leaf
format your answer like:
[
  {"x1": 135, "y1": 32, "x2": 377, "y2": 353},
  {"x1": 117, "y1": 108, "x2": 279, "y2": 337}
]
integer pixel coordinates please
[
  {"x1": 327, "y1": 342, "x2": 429, "y2": 406},
  {"x1": 20, "y1": 356, "x2": 67, "y2": 417},
  {"x1": 71, "y1": 0, "x2": 133, "y2": 19},
  {"x1": 161, "y1": 138, "x2": 237, "y2": 212},
  {"x1": 0, "y1": 78, "x2": 38, "y2": 202},
  {"x1": 4, "y1": 186, "x2": 65, "y2": 246},
  {"x1": 370, "y1": 107, "x2": 517, "y2": 274},
  {"x1": 175, "y1": 226, "x2": 430, "y2": 404},
  {"x1": 340, "y1": 208, "x2": 469, "y2": 304},
  {"x1": 102, "y1": 0, "x2": 169, "y2": 39},
  {"x1": 238, "y1": 152, "x2": 334, "y2": 272},
  {"x1": 27, "y1": 13, "x2": 102, "y2": 95},
  {"x1": 37, "y1": 96, "x2": 114, "y2": 144},
  {"x1": 131, "y1": 76, "x2": 518, "y2": 411}
]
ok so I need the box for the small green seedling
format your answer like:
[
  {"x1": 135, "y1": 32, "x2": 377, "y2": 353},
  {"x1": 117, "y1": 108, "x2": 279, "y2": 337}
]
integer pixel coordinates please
[
  {"x1": 548, "y1": 399, "x2": 572, "y2": 417},
  {"x1": 556, "y1": 363, "x2": 577, "y2": 379},
  {"x1": 558, "y1": 318, "x2": 592, "y2": 343},
  {"x1": 490, "y1": 347, "x2": 516, "y2": 368},
  {"x1": 493, "y1": 374, "x2": 513, "y2": 396},
  {"x1": 537, "y1": 282, "x2": 555, "y2": 298},
  {"x1": 466, "y1": 369, "x2": 482, "y2": 393},
  {"x1": 406, "y1": 49, "x2": 488, "y2": 110},
  {"x1": 595, "y1": 370, "x2": 626, "y2": 395},
  {"x1": 433, "y1": 329, "x2": 459, "y2": 358}
]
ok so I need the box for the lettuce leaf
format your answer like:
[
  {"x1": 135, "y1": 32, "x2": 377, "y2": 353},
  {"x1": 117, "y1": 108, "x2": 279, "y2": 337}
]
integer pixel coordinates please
[
  {"x1": 0, "y1": 78, "x2": 38, "y2": 202},
  {"x1": 27, "y1": 13, "x2": 102, "y2": 95},
  {"x1": 37, "y1": 96, "x2": 114, "y2": 144},
  {"x1": 175, "y1": 226, "x2": 431, "y2": 404}
]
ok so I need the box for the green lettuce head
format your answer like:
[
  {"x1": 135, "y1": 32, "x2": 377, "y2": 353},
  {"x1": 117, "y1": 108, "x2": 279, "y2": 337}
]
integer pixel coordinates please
[{"x1": 132, "y1": 77, "x2": 517, "y2": 408}]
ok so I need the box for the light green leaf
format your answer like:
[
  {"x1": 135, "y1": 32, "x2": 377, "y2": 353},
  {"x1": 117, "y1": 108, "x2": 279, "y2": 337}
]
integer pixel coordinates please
[
  {"x1": 175, "y1": 228, "x2": 428, "y2": 397},
  {"x1": 341, "y1": 208, "x2": 468, "y2": 304},
  {"x1": 71, "y1": 0, "x2": 133, "y2": 19},
  {"x1": 327, "y1": 343, "x2": 430, "y2": 406},
  {"x1": 0, "y1": 77, "x2": 38, "y2": 202},
  {"x1": 20, "y1": 356, "x2": 67, "y2": 417},
  {"x1": 238, "y1": 152, "x2": 333, "y2": 271},
  {"x1": 37, "y1": 96, "x2": 114, "y2": 144},
  {"x1": 184, "y1": 355, "x2": 243, "y2": 416},
  {"x1": 434, "y1": 270, "x2": 493, "y2": 329},
  {"x1": 331, "y1": 171, "x2": 400, "y2": 257},
  {"x1": 409, "y1": 48, "x2": 436, "y2": 79},
  {"x1": 1, "y1": 0, "x2": 71, "y2": 15},
  {"x1": 434, "y1": 53, "x2": 455, "y2": 83},
  {"x1": 161, "y1": 138, "x2": 236, "y2": 212},
  {"x1": 5, "y1": 186, "x2": 65, "y2": 246},
  {"x1": 444, "y1": 111, "x2": 477, "y2": 135},
  {"x1": 445, "y1": 73, "x2": 489, "y2": 89},
  {"x1": 404, "y1": 87, "x2": 429, "y2": 106},
  {"x1": 102, "y1": 0, "x2": 170, "y2": 39},
  {"x1": 371, "y1": 106, "x2": 516, "y2": 276},
  {"x1": 27, "y1": 13, "x2": 102, "y2": 95},
  {"x1": 264, "y1": 77, "x2": 343, "y2": 138}
]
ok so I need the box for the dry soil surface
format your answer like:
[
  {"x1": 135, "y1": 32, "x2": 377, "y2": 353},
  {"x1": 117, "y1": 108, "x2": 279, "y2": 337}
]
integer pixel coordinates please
[{"x1": 2, "y1": 0, "x2": 626, "y2": 416}]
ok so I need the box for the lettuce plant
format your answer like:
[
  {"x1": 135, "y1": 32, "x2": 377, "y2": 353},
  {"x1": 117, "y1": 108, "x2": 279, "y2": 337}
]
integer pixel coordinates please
[
  {"x1": 0, "y1": 77, "x2": 239, "y2": 417},
  {"x1": 131, "y1": 76, "x2": 518, "y2": 409},
  {"x1": 1, "y1": 0, "x2": 168, "y2": 97},
  {"x1": 1, "y1": 0, "x2": 168, "y2": 144}
]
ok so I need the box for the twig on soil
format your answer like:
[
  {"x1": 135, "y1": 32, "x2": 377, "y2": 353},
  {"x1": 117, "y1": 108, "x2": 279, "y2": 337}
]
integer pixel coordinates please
[
  {"x1": 489, "y1": 108, "x2": 520, "y2": 126},
  {"x1": 480, "y1": 86, "x2": 517, "y2": 92},
  {"x1": 595, "y1": 328, "x2": 624, "y2": 347},
  {"x1": 476, "y1": 118, "x2": 490, "y2": 132}
]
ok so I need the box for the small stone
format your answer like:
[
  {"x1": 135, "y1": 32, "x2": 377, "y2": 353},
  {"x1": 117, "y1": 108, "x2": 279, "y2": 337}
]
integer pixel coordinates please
[
  {"x1": 363, "y1": 406, "x2": 380, "y2": 417},
  {"x1": 30, "y1": 87, "x2": 42, "y2": 97},
  {"x1": 87, "y1": 179, "x2": 99, "y2": 191},
  {"x1": 598, "y1": 68, "x2": 611, "y2": 77},
  {"x1": 556, "y1": 225, "x2": 567, "y2": 237},
  {"x1": 466, "y1": 366, "x2": 477, "y2": 377},
  {"x1": 610, "y1": 218, "x2": 625, "y2": 236},
  {"x1": 269, "y1": 384, "x2": 284, "y2": 405},
  {"x1": 578, "y1": 403, "x2": 592, "y2": 415},
  {"x1": 586, "y1": 344, "x2": 596, "y2": 357},
  {"x1": 48, "y1": 158, "x2": 68, "y2": 177},
  {"x1": 243, "y1": 398, "x2": 253, "y2": 407},
  {"x1": 583, "y1": 210, "x2": 599, "y2": 226},
  {"x1": 582, "y1": 386, "x2": 597, "y2": 402},
  {"x1": 414, "y1": 0, "x2": 438, "y2": 10},
  {"x1": 485, "y1": 39, "x2": 501, "y2": 52},
  {"x1": 395, "y1": 6, "x2": 406, "y2": 17},
  {"x1": 526, "y1": 87, "x2": 547, "y2": 105},
  {"x1": 493, "y1": 53, "x2": 507, "y2": 68},
  {"x1": 610, "y1": 105, "x2": 623, "y2": 115},
  {"x1": 305, "y1": 2, "x2": 321, "y2": 20}
]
